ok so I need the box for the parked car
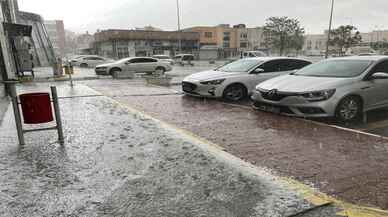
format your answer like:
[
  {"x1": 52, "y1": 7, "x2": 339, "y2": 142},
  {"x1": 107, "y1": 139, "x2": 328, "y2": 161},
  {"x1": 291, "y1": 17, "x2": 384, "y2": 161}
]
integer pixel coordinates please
[
  {"x1": 252, "y1": 56, "x2": 388, "y2": 122},
  {"x1": 95, "y1": 57, "x2": 173, "y2": 75},
  {"x1": 71, "y1": 55, "x2": 114, "y2": 68},
  {"x1": 182, "y1": 57, "x2": 312, "y2": 101},
  {"x1": 174, "y1": 54, "x2": 195, "y2": 66},
  {"x1": 152, "y1": 55, "x2": 174, "y2": 65}
]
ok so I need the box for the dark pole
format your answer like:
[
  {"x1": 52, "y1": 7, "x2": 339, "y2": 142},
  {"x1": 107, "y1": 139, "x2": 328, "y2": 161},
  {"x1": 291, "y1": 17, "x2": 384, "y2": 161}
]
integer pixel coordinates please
[
  {"x1": 51, "y1": 86, "x2": 64, "y2": 145},
  {"x1": 8, "y1": 81, "x2": 24, "y2": 145},
  {"x1": 325, "y1": 0, "x2": 335, "y2": 59},
  {"x1": 176, "y1": 0, "x2": 182, "y2": 54}
]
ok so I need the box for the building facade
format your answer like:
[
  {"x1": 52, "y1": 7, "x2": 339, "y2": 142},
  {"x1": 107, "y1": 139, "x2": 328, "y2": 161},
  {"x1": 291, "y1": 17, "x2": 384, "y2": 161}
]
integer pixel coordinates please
[
  {"x1": 44, "y1": 20, "x2": 66, "y2": 58},
  {"x1": 76, "y1": 32, "x2": 94, "y2": 54},
  {"x1": 94, "y1": 29, "x2": 200, "y2": 59},
  {"x1": 18, "y1": 11, "x2": 56, "y2": 67},
  {"x1": 184, "y1": 24, "x2": 265, "y2": 59},
  {"x1": 303, "y1": 34, "x2": 328, "y2": 56}
]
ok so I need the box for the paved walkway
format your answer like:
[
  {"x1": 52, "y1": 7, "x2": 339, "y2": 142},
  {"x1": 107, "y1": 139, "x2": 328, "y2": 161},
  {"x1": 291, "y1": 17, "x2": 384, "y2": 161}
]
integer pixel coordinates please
[{"x1": 0, "y1": 83, "x2": 337, "y2": 217}]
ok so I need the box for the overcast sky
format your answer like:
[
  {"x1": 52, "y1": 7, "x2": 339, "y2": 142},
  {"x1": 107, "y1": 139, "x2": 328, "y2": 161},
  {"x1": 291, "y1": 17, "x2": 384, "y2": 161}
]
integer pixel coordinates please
[{"x1": 18, "y1": 0, "x2": 388, "y2": 34}]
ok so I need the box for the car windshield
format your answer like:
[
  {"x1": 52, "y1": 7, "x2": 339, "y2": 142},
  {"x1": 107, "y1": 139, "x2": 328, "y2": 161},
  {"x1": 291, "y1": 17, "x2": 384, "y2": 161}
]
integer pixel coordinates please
[
  {"x1": 294, "y1": 60, "x2": 373, "y2": 78},
  {"x1": 117, "y1": 58, "x2": 132, "y2": 63},
  {"x1": 217, "y1": 59, "x2": 263, "y2": 72}
]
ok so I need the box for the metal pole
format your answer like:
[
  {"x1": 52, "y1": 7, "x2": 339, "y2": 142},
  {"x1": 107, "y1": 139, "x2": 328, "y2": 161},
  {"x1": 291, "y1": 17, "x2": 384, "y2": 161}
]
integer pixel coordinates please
[
  {"x1": 8, "y1": 82, "x2": 24, "y2": 145},
  {"x1": 51, "y1": 86, "x2": 64, "y2": 145},
  {"x1": 325, "y1": 0, "x2": 335, "y2": 59},
  {"x1": 176, "y1": 0, "x2": 182, "y2": 53}
]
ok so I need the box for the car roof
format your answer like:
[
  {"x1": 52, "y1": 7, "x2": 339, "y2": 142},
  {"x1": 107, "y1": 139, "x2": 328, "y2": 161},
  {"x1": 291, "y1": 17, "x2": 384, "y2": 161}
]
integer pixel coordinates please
[
  {"x1": 327, "y1": 55, "x2": 388, "y2": 61},
  {"x1": 175, "y1": 54, "x2": 194, "y2": 56},
  {"x1": 243, "y1": 57, "x2": 312, "y2": 62}
]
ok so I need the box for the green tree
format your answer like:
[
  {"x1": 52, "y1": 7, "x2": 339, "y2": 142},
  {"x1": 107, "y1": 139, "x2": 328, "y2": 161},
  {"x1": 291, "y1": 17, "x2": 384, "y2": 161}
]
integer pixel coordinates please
[
  {"x1": 262, "y1": 16, "x2": 305, "y2": 56},
  {"x1": 370, "y1": 39, "x2": 388, "y2": 53},
  {"x1": 329, "y1": 25, "x2": 362, "y2": 56}
]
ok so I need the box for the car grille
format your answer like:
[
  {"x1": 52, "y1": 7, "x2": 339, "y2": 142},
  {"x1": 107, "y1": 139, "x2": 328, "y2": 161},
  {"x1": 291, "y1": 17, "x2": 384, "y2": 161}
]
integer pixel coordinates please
[
  {"x1": 253, "y1": 102, "x2": 295, "y2": 115},
  {"x1": 260, "y1": 89, "x2": 299, "y2": 101},
  {"x1": 182, "y1": 82, "x2": 198, "y2": 93}
]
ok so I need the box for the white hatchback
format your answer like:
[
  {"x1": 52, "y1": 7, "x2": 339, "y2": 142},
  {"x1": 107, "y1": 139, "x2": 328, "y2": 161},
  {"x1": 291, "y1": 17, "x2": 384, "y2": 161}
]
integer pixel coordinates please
[
  {"x1": 71, "y1": 55, "x2": 114, "y2": 68},
  {"x1": 182, "y1": 57, "x2": 311, "y2": 101},
  {"x1": 95, "y1": 57, "x2": 173, "y2": 75}
]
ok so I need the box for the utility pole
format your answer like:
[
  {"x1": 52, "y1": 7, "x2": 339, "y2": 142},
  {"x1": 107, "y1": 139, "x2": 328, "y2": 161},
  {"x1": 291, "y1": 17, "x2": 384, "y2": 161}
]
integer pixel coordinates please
[
  {"x1": 325, "y1": 0, "x2": 335, "y2": 59},
  {"x1": 176, "y1": 0, "x2": 182, "y2": 54}
]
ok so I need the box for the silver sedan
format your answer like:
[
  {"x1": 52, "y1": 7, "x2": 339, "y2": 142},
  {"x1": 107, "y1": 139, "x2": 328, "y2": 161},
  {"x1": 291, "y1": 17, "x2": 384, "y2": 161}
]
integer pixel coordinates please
[{"x1": 252, "y1": 56, "x2": 388, "y2": 122}]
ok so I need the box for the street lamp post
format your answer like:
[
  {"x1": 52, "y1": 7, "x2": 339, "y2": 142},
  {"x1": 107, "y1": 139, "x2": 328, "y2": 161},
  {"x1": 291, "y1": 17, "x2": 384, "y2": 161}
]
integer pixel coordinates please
[
  {"x1": 325, "y1": 0, "x2": 335, "y2": 59},
  {"x1": 176, "y1": 0, "x2": 182, "y2": 54}
]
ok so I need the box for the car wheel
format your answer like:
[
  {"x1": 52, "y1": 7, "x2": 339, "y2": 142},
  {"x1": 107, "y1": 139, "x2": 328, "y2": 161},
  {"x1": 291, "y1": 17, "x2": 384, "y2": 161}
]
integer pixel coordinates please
[
  {"x1": 223, "y1": 84, "x2": 247, "y2": 101},
  {"x1": 335, "y1": 96, "x2": 362, "y2": 122},
  {"x1": 80, "y1": 63, "x2": 88, "y2": 68},
  {"x1": 109, "y1": 68, "x2": 121, "y2": 76},
  {"x1": 155, "y1": 67, "x2": 166, "y2": 75}
]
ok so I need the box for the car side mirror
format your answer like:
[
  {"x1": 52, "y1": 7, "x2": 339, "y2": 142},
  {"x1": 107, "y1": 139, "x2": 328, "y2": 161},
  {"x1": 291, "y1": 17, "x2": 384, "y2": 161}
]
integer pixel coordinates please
[
  {"x1": 370, "y1": 72, "x2": 388, "y2": 80},
  {"x1": 290, "y1": 69, "x2": 299, "y2": 75},
  {"x1": 125, "y1": 62, "x2": 131, "y2": 65},
  {"x1": 252, "y1": 68, "x2": 264, "y2": 74}
]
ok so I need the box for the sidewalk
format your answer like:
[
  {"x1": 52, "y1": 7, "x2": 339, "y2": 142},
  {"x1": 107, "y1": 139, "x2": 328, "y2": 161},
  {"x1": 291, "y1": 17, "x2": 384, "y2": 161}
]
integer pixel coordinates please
[{"x1": 0, "y1": 83, "x2": 337, "y2": 217}]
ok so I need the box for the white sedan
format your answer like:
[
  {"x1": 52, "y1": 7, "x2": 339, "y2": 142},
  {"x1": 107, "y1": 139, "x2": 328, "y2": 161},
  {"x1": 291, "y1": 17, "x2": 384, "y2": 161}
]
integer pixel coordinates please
[
  {"x1": 95, "y1": 57, "x2": 173, "y2": 75},
  {"x1": 70, "y1": 55, "x2": 114, "y2": 68},
  {"x1": 182, "y1": 57, "x2": 312, "y2": 101}
]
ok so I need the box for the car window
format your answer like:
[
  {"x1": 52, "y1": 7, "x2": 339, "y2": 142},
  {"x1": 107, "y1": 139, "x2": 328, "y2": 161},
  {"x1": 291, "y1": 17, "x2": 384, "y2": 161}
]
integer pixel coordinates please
[
  {"x1": 280, "y1": 60, "x2": 311, "y2": 71},
  {"x1": 260, "y1": 60, "x2": 284, "y2": 73},
  {"x1": 217, "y1": 59, "x2": 263, "y2": 73},
  {"x1": 182, "y1": 55, "x2": 194, "y2": 61},
  {"x1": 371, "y1": 60, "x2": 388, "y2": 74},
  {"x1": 143, "y1": 58, "x2": 157, "y2": 63},
  {"x1": 295, "y1": 60, "x2": 373, "y2": 78},
  {"x1": 129, "y1": 58, "x2": 141, "y2": 63}
]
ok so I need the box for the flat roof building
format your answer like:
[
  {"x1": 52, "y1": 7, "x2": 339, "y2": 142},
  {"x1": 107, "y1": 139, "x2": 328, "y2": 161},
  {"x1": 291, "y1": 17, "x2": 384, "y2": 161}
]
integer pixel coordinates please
[{"x1": 94, "y1": 29, "x2": 200, "y2": 59}]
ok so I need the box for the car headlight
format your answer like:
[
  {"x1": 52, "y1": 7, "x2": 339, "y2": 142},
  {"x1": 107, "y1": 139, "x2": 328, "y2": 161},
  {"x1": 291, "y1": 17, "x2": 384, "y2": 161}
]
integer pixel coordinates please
[
  {"x1": 200, "y1": 79, "x2": 225, "y2": 85},
  {"x1": 302, "y1": 89, "x2": 336, "y2": 102}
]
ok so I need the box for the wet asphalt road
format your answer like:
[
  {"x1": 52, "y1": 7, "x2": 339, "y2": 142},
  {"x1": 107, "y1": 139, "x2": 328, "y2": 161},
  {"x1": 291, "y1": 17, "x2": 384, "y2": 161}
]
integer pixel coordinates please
[
  {"x1": 83, "y1": 79, "x2": 388, "y2": 211},
  {"x1": 0, "y1": 83, "x2": 340, "y2": 217}
]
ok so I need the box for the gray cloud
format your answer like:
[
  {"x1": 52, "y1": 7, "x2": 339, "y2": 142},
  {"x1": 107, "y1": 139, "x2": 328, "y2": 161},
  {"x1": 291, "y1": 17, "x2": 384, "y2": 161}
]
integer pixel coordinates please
[{"x1": 18, "y1": 0, "x2": 388, "y2": 34}]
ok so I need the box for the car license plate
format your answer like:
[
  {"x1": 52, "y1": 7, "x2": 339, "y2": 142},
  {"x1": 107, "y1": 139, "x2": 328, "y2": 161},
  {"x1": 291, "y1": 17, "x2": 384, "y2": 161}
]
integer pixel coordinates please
[{"x1": 258, "y1": 104, "x2": 281, "y2": 114}]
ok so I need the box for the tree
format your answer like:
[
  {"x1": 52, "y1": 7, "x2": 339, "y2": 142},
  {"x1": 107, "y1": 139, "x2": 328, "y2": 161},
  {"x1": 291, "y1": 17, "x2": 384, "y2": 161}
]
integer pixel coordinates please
[
  {"x1": 262, "y1": 16, "x2": 305, "y2": 56},
  {"x1": 329, "y1": 25, "x2": 362, "y2": 56},
  {"x1": 370, "y1": 39, "x2": 388, "y2": 53}
]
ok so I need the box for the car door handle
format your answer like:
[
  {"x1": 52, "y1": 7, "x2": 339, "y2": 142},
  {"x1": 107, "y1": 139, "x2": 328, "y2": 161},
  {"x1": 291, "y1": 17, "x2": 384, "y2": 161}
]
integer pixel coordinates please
[{"x1": 361, "y1": 86, "x2": 371, "y2": 90}]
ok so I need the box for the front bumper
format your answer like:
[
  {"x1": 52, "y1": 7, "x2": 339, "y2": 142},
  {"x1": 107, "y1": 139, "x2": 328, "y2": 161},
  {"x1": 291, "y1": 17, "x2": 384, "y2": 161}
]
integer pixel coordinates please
[
  {"x1": 182, "y1": 80, "x2": 223, "y2": 98},
  {"x1": 95, "y1": 67, "x2": 109, "y2": 75},
  {"x1": 251, "y1": 89, "x2": 338, "y2": 118}
]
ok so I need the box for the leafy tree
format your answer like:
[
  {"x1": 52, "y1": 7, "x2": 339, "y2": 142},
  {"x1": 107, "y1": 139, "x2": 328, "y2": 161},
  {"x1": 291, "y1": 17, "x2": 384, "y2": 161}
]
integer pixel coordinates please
[
  {"x1": 329, "y1": 25, "x2": 362, "y2": 56},
  {"x1": 262, "y1": 17, "x2": 305, "y2": 56},
  {"x1": 370, "y1": 39, "x2": 388, "y2": 52}
]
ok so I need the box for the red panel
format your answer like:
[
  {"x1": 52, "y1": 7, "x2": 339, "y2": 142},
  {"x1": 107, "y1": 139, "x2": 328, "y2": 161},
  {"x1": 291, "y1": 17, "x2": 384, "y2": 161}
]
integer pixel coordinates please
[{"x1": 19, "y1": 93, "x2": 54, "y2": 124}]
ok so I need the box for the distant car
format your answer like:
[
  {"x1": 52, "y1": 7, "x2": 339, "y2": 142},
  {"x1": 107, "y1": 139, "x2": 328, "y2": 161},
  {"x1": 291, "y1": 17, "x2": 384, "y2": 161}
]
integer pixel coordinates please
[
  {"x1": 242, "y1": 51, "x2": 268, "y2": 58},
  {"x1": 152, "y1": 55, "x2": 174, "y2": 65},
  {"x1": 71, "y1": 55, "x2": 114, "y2": 68},
  {"x1": 174, "y1": 54, "x2": 195, "y2": 66},
  {"x1": 252, "y1": 56, "x2": 388, "y2": 122},
  {"x1": 95, "y1": 57, "x2": 173, "y2": 75},
  {"x1": 358, "y1": 53, "x2": 377, "y2": 56},
  {"x1": 182, "y1": 57, "x2": 312, "y2": 101}
]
